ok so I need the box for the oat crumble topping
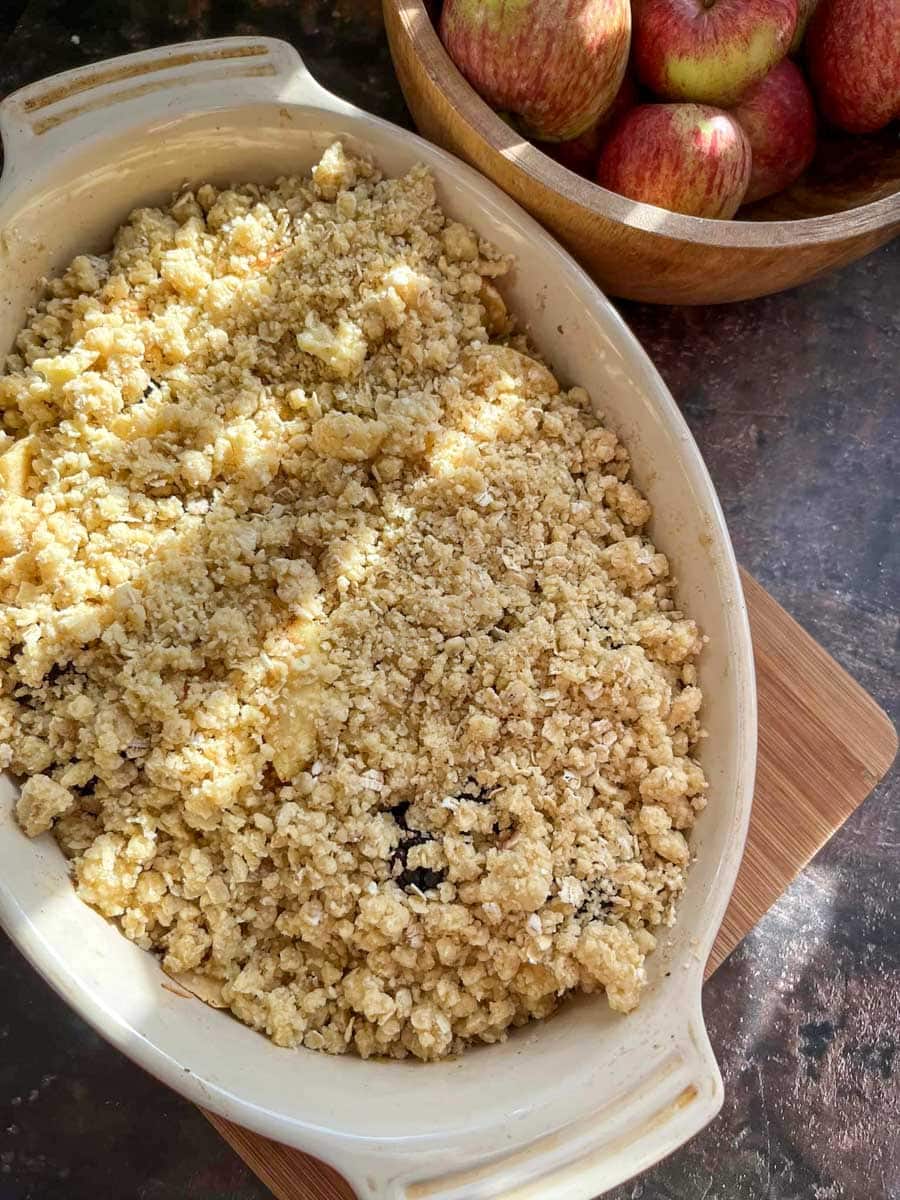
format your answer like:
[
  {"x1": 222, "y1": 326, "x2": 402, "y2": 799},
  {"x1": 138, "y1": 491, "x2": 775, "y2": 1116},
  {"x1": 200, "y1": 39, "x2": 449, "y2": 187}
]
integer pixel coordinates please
[{"x1": 0, "y1": 143, "x2": 707, "y2": 1060}]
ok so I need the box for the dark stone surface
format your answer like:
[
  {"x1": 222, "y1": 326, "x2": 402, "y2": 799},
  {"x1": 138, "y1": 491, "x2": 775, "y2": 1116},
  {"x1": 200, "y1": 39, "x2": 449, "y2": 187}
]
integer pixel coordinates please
[{"x1": 0, "y1": 4, "x2": 896, "y2": 1198}]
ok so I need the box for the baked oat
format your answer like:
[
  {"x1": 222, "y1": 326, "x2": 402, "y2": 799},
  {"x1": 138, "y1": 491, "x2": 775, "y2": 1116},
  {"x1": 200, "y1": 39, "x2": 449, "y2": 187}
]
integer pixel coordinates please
[{"x1": 0, "y1": 143, "x2": 707, "y2": 1061}]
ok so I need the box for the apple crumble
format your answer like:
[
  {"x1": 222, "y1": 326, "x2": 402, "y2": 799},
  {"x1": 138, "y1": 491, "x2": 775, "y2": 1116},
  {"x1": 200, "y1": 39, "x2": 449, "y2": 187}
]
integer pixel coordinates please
[{"x1": 0, "y1": 143, "x2": 707, "y2": 1060}]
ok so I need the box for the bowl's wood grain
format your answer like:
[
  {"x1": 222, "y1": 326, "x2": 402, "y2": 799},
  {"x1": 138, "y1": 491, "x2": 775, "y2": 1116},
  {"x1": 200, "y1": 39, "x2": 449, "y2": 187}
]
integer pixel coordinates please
[{"x1": 384, "y1": 0, "x2": 899, "y2": 304}]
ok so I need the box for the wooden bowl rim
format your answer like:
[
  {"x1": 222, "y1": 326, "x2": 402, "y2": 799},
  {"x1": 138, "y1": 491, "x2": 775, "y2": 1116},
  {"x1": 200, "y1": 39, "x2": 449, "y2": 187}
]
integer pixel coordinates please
[{"x1": 388, "y1": 0, "x2": 900, "y2": 249}]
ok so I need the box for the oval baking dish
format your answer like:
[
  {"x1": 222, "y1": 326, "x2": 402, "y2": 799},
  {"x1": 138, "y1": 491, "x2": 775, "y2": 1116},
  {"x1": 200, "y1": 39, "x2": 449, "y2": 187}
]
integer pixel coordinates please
[{"x1": 0, "y1": 39, "x2": 756, "y2": 1200}]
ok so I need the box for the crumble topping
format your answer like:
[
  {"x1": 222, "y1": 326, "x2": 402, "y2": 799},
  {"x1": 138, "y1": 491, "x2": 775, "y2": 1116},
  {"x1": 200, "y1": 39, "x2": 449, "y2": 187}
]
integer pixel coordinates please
[{"x1": 0, "y1": 143, "x2": 706, "y2": 1060}]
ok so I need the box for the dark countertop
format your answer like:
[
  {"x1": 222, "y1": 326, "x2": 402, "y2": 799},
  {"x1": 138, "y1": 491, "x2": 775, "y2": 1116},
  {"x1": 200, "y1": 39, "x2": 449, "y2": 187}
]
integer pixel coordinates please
[{"x1": 0, "y1": 5, "x2": 897, "y2": 1199}]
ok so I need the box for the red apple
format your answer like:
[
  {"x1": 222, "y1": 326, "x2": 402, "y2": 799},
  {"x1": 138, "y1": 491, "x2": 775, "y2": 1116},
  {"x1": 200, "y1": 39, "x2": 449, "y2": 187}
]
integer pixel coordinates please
[
  {"x1": 732, "y1": 60, "x2": 817, "y2": 202},
  {"x1": 440, "y1": 0, "x2": 631, "y2": 141},
  {"x1": 789, "y1": 0, "x2": 819, "y2": 52},
  {"x1": 540, "y1": 124, "x2": 604, "y2": 177},
  {"x1": 806, "y1": 0, "x2": 900, "y2": 133},
  {"x1": 538, "y1": 68, "x2": 639, "y2": 176},
  {"x1": 596, "y1": 103, "x2": 751, "y2": 217},
  {"x1": 633, "y1": 0, "x2": 797, "y2": 105}
]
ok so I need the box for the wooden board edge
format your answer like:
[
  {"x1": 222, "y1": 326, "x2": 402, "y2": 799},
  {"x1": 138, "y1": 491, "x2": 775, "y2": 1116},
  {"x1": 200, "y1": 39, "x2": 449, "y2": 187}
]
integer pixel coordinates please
[{"x1": 739, "y1": 569, "x2": 897, "y2": 775}]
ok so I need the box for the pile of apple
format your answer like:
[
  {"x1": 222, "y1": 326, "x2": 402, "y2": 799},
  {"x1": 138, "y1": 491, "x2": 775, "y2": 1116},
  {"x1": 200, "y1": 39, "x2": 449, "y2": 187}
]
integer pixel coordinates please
[{"x1": 439, "y1": 0, "x2": 900, "y2": 219}]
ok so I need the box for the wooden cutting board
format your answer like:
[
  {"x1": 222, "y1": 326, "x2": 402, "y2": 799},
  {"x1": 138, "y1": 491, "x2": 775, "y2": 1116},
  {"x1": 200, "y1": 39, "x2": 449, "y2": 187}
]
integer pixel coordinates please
[{"x1": 205, "y1": 568, "x2": 897, "y2": 1200}]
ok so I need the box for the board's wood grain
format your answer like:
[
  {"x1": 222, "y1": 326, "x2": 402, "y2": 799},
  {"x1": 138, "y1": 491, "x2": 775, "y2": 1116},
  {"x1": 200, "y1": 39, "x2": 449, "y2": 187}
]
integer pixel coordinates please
[
  {"x1": 707, "y1": 571, "x2": 896, "y2": 971},
  {"x1": 381, "y1": 0, "x2": 900, "y2": 305},
  {"x1": 207, "y1": 1130, "x2": 356, "y2": 1200},
  {"x1": 205, "y1": 569, "x2": 896, "y2": 1200}
]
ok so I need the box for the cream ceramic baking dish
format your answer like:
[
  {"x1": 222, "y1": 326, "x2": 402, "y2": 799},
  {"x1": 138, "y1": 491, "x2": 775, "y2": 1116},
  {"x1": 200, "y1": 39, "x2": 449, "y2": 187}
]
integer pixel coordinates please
[{"x1": 0, "y1": 38, "x2": 756, "y2": 1200}]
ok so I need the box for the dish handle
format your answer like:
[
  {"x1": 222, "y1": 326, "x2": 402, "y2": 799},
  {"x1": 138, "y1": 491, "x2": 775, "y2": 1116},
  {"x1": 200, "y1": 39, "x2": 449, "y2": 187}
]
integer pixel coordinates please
[
  {"x1": 336, "y1": 1009, "x2": 723, "y2": 1200},
  {"x1": 0, "y1": 37, "x2": 355, "y2": 185}
]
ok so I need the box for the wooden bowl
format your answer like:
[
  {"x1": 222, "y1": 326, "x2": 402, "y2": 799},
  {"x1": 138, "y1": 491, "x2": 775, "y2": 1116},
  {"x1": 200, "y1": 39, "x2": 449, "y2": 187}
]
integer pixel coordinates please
[{"x1": 383, "y1": 0, "x2": 900, "y2": 304}]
